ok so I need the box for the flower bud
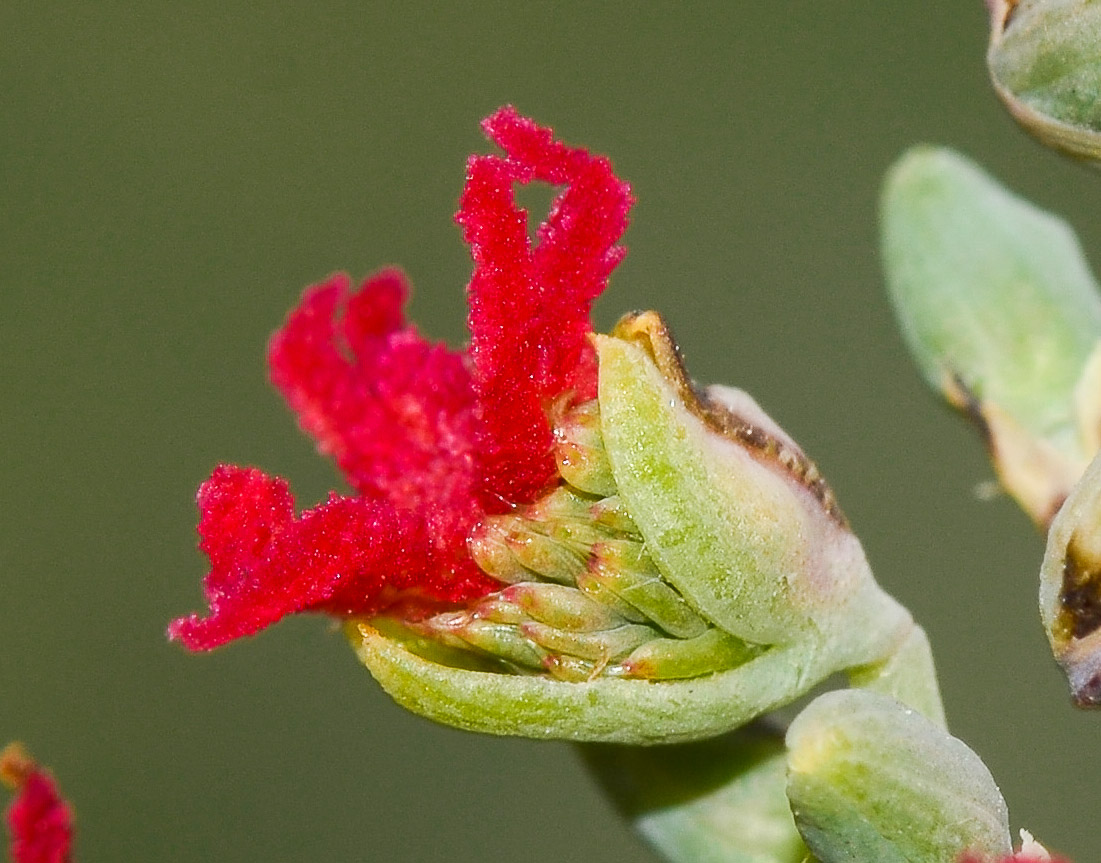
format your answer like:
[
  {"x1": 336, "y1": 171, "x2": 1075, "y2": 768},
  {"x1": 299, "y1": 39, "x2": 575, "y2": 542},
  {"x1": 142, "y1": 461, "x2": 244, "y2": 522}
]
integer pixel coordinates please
[
  {"x1": 786, "y1": 690, "x2": 1013, "y2": 863},
  {"x1": 987, "y1": 0, "x2": 1101, "y2": 162},
  {"x1": 348, "y1": 312, "x2": 924, "y2": 743},
  {"x1": 882, "y1": 146, "x2": 1101, "y2": 526},
  {"x1": 1040, "y1": 448, "x2": 1101, "y2": 704}
]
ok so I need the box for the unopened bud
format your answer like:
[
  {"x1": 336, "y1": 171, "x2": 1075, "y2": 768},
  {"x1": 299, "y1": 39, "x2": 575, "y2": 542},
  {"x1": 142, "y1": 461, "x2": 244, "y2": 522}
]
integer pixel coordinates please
[
  {"x1": 554, "y1": 399, "x2": 617, "y2": 496},
  {"x1": 786, "y1": 690, "x2": 1012, "y2": 863},
  {"x1": 500, "y1": 582, "x2": 629, "y2": 632},
  {"x1": 882, "y1": 146, "x2": 1101, "y2": 526},
  {"x1": 1040, "y1": 449, "x2": 1101, "y2": 704},
  {"x1": 468, "y1": 513, "x2": 588, "y2": 584},
  {"x1": 522, "y1": 620, "x2": 657, "y2": 664},
  {"x1": 987, "y1": 0, "x2": 1101, "y2": 162},
  {"x1": 587, "y1": 540, "x2": 710, "y2": 639},
  {"x1": 617, "y1": 628, "x2": 762, "y2": 680}
]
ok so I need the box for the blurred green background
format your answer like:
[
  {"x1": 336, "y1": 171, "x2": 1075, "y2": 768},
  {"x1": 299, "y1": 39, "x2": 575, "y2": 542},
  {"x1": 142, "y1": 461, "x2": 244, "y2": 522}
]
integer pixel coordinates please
[{"x1": 3, "y1": 2, "x2": 1100, "y2": 860}]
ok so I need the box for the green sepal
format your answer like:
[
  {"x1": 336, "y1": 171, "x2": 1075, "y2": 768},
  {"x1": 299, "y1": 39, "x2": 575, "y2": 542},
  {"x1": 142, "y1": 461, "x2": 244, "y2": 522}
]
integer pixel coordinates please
[
  {"x1": 786, "y1": 690, "x2": 1012, "y2": 863},
  {"x1": 882, "y1": 145, "x2": 1101, "y2": 525},
  {"x1": 583, "y1": 723, "x2": 812, "y2": 863},
  {"x1": 596, "y1": 320, "x2": 888, "y2": 646},
  {"x1": 351, "y1": 619, "x2": 834, "y2": 744},
  {"x1": 988, "y1": 0, "x2": 1101, "y2": 161}
]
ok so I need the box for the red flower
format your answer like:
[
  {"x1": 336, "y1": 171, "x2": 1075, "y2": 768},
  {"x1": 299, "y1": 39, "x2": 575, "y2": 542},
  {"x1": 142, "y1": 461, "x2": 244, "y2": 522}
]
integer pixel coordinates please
[
  {"x1": 959, "y1": 851, "x2": 1071, "y2": 862},
  {"x1": 1, "y1": 744, "x2": 74, "y2": 863},
  {"x1": 169, "y1": 107, "x2": 633, "y2": 650}
]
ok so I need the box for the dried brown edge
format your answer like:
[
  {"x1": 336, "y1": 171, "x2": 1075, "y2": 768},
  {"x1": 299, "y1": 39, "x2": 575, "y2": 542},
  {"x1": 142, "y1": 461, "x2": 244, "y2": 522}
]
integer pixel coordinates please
[
  {"x1": 943, "y1": 371, "x2": 1068, "y2": 528},
  {"x1": 611, "y1": 310, "x2": 847, "y2": 527},
  {"x1": 944, "y1": 372, "x2": 994, "y2": 450},
  {"x1": 986, "y1": 0, "x2": 1019, "y2": 40},
  {"x1": 1058, "y1": 532, "x2": 1101, "y2": 642}
]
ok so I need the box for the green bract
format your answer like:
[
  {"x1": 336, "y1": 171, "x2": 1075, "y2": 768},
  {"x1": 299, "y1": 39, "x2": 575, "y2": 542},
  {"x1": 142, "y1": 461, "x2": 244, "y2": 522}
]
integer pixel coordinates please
[
  {"x1": 988, "y1": 0, "x2": 1101, "y2": 162},
  {"x1": 882, "y1": 145, "x2": 1101, "y2": 526},
  {"x1": 786, "y1": 690, "x2": 1012, "y2": 863},
  {"x1": 348, "y1": 311, "x2": 928, "y2": 744}
]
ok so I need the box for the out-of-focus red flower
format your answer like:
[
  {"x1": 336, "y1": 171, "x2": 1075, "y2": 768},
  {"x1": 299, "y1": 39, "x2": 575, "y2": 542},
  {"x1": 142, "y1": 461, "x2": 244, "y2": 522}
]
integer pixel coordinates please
[
  {"x1": 169, "y1": 107, "x2": 633, "y2": 650},
  {"x1": 1, "y1": 744, "x2": 74, "y2": 863},
  {"x1": 959, "y1": 850, "x2": 1071, "y2": 862}
]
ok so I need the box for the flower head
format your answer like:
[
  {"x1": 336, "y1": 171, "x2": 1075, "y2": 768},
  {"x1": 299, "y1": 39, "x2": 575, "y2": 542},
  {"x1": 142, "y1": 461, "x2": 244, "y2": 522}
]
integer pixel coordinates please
[
  {"x1": 172, "y1": 108, "x2": 917, "y2": 745},
  {"x1": 1, "y1": 744, "x2": 74, "y2": 863},
  {"x1": 168, "y1": 107, "x2": 633, "y2": 650}
]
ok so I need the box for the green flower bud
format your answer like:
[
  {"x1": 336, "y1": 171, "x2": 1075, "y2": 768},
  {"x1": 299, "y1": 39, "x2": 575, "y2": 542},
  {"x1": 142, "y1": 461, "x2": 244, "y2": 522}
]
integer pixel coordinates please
[
  {"x1": 1040, "y1": 448, "x2": 1101, "y2": 704},
  {"x1": 786, "y1": 690, "x2": 1013, "y2": 863},
  {"x1": 348, "y1": 313, "x2": 927, "y2": 743},
  {"x1": 987, "y1": 0, "x2": 1101, "y2": 162},
  {"x1": 882, "y1": 146, "x2": 1101, "y2": 526}
]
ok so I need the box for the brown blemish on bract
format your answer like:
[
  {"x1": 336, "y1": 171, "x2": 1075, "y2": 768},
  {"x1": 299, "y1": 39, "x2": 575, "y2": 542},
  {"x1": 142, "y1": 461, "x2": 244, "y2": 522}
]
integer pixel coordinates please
[
  {"x1": 944, "y1": 373, "x2": 994, "y2": 451},
  {"x1": 610, "y1": 311, "x2": 847, "y2": 527},
  {"x1": 1059, "y1": 532, "x2": 1101, "y2": 641}
]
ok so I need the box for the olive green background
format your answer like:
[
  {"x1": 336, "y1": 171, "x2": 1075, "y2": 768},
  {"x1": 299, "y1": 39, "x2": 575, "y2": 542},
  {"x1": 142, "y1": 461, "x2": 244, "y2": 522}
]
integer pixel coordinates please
[{"x1": 3, "y1": 3, "x2": 1099, "y2": 860}]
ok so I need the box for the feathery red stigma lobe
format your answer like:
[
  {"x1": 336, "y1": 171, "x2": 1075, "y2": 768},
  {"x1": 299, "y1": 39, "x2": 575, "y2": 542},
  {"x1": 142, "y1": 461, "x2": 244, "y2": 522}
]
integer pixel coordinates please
[{"x1": 169, "y1": 107, "x2": 632, "y2": 650}]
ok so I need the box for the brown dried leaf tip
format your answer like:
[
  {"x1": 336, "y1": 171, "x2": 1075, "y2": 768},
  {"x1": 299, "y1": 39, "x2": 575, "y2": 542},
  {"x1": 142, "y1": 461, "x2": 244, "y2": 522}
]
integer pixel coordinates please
[{"x1": 611, "y1": 310, "x2": 846, "y2": 527}]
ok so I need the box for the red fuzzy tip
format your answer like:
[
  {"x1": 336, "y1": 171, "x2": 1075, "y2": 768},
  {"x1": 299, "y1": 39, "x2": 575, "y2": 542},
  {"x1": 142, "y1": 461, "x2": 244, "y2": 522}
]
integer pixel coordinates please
[
  {"x1": 959, "y1": 852, "x2": 1072, "y2": 863},
  {"x1": 171, "y1": 108, "x2": 632, "y2": 649},
  {"x1": 459, "y1": 106, "x2": 633, "y2": 509},
  {"x1": 168, "y1": 465, "x2": 494, "y2": 651},
  {"x1": 268, "y1": 270, "x2": 482, "y2": 560},
  {"x1": 1, "y1": 745, "x2": 73, "y2": 863}
]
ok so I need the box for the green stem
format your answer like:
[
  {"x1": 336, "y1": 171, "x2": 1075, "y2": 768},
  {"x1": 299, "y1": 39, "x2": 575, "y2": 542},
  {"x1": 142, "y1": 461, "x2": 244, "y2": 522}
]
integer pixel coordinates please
[
  {"x1": 580, "y1": 721, "x2": 813, "y2": 863},
  {"x1": 581, "y1": 620, "x2": 945, "y2": 863},
  {"x1": 847, "y1": 622, "x2": 946, "y2": 728}
]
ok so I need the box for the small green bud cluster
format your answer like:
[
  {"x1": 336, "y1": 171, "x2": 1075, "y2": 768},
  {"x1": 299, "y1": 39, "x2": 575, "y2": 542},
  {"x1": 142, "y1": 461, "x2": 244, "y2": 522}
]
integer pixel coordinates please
[{"x1": 408, "y1": 400, "x2": 762, "y2": 682}]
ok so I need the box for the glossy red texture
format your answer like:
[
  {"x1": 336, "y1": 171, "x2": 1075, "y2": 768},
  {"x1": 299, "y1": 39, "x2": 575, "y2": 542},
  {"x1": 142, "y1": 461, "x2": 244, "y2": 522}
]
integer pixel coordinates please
[
  {"x1": 2, "y1": 747, "x2": 73, "y2": 863},
  {"x1": 170, "y1": 108, "x2": 632, "y2": 650}
]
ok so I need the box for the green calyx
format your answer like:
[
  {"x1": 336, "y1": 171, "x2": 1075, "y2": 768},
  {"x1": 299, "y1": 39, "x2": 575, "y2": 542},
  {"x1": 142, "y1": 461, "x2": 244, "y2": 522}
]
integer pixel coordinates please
[
  {"x1": 988, "y1": 0, "x2": 1101, "y2": 162},
  {"x1": 882, "y1": 145, "x2": 1101, "y2": 526},
  {"x1": 349, "y1": 312, "x2": 922, "y2": 743}
]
